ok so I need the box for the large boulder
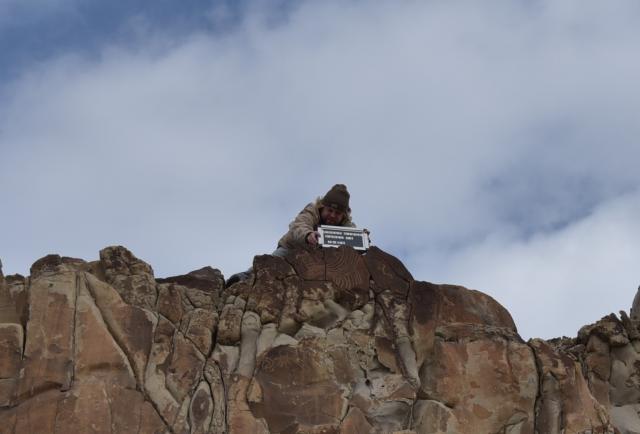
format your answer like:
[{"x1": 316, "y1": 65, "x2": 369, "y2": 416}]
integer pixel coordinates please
[{"x1": 0, "y1": 245, "x2": 625, "y2": 433}]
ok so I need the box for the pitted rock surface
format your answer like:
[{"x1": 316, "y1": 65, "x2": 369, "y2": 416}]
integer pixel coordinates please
[{"x1": 0, "y1": 245, "x2": 631, "y2": 433}]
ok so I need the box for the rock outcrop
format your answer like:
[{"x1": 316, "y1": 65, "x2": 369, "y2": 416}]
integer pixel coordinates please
[{"x1": 0, "y1": 245, "x2": 635, "y2": 433}]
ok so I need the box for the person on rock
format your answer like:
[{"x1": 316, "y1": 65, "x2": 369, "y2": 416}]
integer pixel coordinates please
[{"x1": 226, "y1": 184, "x2": 360, "y2": 287}]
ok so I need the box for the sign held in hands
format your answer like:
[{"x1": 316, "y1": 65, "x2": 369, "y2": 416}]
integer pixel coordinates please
[{"x1": 318, "y1": 225, "x2": 370, "y2": 251}]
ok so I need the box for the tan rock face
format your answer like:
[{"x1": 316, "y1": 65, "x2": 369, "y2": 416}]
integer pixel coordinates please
[
  {"x1": 251, "y1": 339, "x2": 348, "y2": 432},
  {"x1": 565, "y1": 312, "x2": 640, "y2": 434},
  {"x1": 530, "y1": 338, "x2": 611, "y2": 434},
  {"x1": 0, "y1": 245, "x2": 627, "y2": 433}
]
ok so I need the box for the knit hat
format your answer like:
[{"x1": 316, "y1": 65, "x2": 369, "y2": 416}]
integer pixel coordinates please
[{"x1": 321, "y1": 184, "x2": 350, "y2": 213}]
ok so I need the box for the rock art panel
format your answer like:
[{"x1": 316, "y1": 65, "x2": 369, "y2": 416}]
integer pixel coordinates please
[
  {"x1": 0, "y1": 245, "x2": 635, "y2": 433},
  {"x1": 251, "y1": 339, "x2": 349, "y2": 432}
]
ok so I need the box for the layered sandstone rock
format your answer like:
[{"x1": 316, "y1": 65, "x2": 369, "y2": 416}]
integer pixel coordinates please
[{"x1": 0, "y1": 245, "x2": 631, "y2": 433}]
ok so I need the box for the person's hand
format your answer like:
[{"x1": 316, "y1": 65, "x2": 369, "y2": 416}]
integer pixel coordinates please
[
  {"x1": 306, "y1": 231, "x2": 320, "y2": 245},
  {"x1": 363, "y1": 228, "x2": 371, "y2": 243}
]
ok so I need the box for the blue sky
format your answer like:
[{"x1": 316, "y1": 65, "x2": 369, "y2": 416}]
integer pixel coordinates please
[
  {"x1": 1, "y1": 0, "x2": 640, "y2": 339},
  {"x1": 0, "y1": 0, "x2": 246, "y2": 81}
]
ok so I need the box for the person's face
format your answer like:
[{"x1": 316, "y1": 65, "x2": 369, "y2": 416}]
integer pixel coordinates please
[{"x1": 320, "y1": 207, "x2": 345, "y2": 225}]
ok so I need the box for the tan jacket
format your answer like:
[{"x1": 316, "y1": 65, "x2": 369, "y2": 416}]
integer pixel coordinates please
[{"x1": 278, "y1": 198, "x2": 356, "y2": 249}]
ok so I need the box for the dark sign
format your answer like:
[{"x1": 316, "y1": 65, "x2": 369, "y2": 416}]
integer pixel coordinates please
[{"x1": 318, "y1": 225, "x2": 370, "y2": 251}]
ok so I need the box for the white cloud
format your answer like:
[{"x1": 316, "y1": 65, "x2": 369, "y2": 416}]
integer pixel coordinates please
[
  {"x1": 424, "y1": 190, "x2": 640, "y2": 339},
  {"x1": 1, "y1": 0, "x2": 640, "y2": 339}
]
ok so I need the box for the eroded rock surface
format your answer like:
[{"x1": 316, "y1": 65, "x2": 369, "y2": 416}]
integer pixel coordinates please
[{"x1": 0, "y1": 245, "x2": 630, "y2": 433}]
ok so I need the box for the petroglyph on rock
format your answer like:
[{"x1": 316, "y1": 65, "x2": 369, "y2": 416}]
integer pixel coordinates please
[{"x1": 0, "y1": 245, "x2": 630, "y2": 433}]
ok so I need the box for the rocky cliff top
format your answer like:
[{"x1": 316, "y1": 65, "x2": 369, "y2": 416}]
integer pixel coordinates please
[{"x1": 0, "y1": 245, "x2": 637, "y2": 433}]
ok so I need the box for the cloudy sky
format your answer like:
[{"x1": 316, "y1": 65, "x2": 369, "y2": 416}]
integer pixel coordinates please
[{"x1": 1, "y1": 0, "x2": 639, "y2": 339}]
